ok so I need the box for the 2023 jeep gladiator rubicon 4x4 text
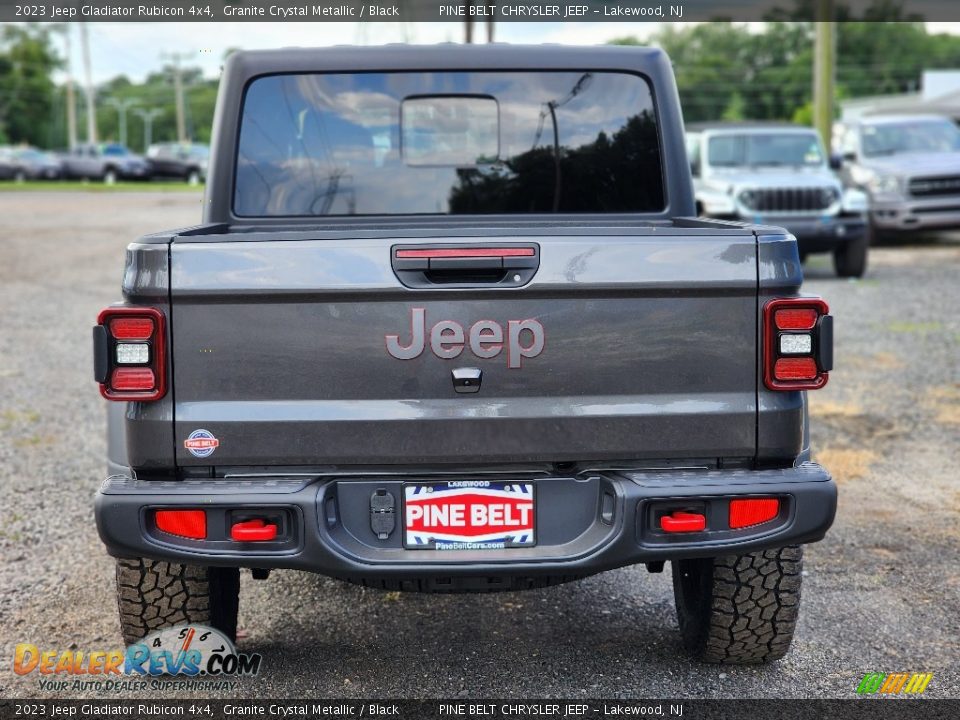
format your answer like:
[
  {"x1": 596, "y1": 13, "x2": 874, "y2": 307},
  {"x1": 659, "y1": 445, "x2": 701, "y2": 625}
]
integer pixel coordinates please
[{"x1": 94, "y1": 45, "x2": 836, "y2": 664}]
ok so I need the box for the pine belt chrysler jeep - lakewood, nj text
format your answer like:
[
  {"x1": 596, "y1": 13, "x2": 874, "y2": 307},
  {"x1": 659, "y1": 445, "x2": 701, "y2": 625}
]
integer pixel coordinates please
[{"x1": 93, "y1": 45, "x2": 836, "y2": 664}]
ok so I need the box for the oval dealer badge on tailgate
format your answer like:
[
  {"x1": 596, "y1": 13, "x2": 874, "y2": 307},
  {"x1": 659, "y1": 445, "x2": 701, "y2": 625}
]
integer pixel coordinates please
[{"x1": 184, "y1": 429, "x2": 219, "y2": 458}]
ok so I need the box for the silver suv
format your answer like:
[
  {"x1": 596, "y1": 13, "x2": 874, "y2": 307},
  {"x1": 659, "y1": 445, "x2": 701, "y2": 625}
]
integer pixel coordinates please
[
  {"x1": 687, "y1": 123, "x2": 870, "y2": 277},
  {"x1": 834, "y1": 114, "x2": 960, "y2": 234}
]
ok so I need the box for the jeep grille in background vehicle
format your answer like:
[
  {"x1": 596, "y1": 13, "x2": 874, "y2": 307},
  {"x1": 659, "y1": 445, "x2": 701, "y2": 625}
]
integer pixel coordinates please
[
  {"x1": 908, "y1": 175, "x2": 960, "y2": 197},
  {"x1": 739, "y1": 187, "x2": 838, "y2": 213},
  {"x1": 93, "y1": 307, "x2": 166, "y2": 401},
  {"x1": 763, "y1": 298, "x2": 833, "y2": 391}
]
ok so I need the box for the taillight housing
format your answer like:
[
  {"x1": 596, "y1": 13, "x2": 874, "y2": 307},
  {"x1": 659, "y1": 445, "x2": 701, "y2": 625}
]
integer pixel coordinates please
[
  {"x1": 763, "y1": 298, "x2": 832, "y2": 391},
  {"x1": 94, "y1": 307, "x2": 167, "y2": 401}
]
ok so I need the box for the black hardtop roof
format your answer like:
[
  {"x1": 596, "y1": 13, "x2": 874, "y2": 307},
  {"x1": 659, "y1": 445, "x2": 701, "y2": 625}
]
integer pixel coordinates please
[
  {"x1": 224, "y1": 43, "x2": 669, "y2": 79},
  {"x1": 205, "y1": 43, "x2": 694, "y2": 224}
]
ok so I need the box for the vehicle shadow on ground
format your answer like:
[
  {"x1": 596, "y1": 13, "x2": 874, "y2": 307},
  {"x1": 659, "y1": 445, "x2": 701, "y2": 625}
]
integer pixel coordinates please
[{"x1": 232, "y1": 567, "x2": 788, "y2": 696}]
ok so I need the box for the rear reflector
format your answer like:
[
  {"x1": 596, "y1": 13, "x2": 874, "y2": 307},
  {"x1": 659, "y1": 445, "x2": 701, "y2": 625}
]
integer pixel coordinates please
[
  {"x1": 729, "y1": 498, "x2": 780, "y2": 529},
  {"x1": 396, "y1": 247, "x2": 535, "y2": 258},
  {"x1": 774, "y1": 357, "x2": 818, "y2": 381},
  {"x1": 111, "y1": 367, "x2": 156, "y2": 391},
  {"x1": 155, "y1": 510, "x2": 207, "y2": 539},
  {"x1": 774, "y1": 308, "x2": 818, "y2": 330},
  {"x1": 110, "y1": 317, "x2": 155, "y2": 340}
]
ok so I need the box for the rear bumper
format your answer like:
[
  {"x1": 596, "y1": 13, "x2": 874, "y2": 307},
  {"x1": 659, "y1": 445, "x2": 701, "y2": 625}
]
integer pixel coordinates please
[
  {"x1": 745, "y1": 215, "x2": 866, "y2": 252},
  {"x1": 95, "y1": 463, "x2": 836, "y2": 586},
  {"x1": 870, "y1": 199, "x2": 960, "y2": 231}
]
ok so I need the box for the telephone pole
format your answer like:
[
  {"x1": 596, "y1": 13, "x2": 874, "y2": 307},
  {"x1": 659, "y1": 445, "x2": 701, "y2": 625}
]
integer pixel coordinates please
[
  {"x1": 80, "y1": 22, "x2": 97, "y2": 144},
  {"x1": 813, "y1": 0, "x2": 836, "y2": 152},
  {"x1": 161, "y1": 51, "x2": 191, "y2": 143},
  {"x1": 105, "y1": 97, "x2": 138, "y2": 147},
  {"x1": 134, "y1": 108, "x2": 163, "y2": 152},
  {"x1": 53, "y1": 25, "x2": 77, "y2": 149}
]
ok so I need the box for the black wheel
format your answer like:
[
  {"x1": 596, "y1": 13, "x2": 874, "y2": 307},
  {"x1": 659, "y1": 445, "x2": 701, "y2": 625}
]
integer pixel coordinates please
[
  {"x1": 14, "y1": 169, "x2": 26, "y2": 183},
  {"x1": 115, "y1": 558, "x2": 239, "y2": 646},
  {"x1": 104, "y1": 167, "x2": 118, "y2": 185},
  {"x1": 672, "y1": 545, "x2": 803, "y2": 664},
  {"x1": 186, "y1": 168, "x2": 201, "y2": 185},
  {"x1": 833, "y1": 225, "x2": 870, "y2": 278}
]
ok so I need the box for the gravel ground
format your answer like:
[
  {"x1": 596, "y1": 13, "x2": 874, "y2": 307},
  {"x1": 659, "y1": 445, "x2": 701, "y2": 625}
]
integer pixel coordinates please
[{"x1": 1, "y1": 192, "x2": 957, "y2": 700}]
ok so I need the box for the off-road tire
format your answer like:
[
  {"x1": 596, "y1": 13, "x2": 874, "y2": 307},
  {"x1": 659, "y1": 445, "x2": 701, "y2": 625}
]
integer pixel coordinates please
[
  {"x1": 672, "y1": 545, "x2": 803, "y2": 664},
  {"x1": 115, "y1": 558, "x2": 239, "y2": 646},
  {"x1": 833, "y1": 226, "x2": 870, "y2": 278}
]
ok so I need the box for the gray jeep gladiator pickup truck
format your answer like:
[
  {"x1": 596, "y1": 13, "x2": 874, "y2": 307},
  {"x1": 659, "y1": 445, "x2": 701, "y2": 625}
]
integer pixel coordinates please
[{"x1": 93, "y1": 45, "x2": 836, "y2": 664}]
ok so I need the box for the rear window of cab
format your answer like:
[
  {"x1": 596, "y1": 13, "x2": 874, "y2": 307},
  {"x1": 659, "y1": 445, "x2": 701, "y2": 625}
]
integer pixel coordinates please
[{"x1": 234, "y1": 71, "x2": 665, "y2": 217}]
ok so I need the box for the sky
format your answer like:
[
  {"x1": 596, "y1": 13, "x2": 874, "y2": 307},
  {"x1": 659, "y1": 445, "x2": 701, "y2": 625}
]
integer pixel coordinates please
[{"x1": 42, "y1": 21, "x2": 960, "y2": 84}]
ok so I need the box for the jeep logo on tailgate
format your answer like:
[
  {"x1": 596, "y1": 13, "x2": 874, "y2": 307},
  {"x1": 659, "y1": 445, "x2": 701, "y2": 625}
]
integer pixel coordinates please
[{"x1": 386, "y1": 308, "x2": 545, "y2": 368}]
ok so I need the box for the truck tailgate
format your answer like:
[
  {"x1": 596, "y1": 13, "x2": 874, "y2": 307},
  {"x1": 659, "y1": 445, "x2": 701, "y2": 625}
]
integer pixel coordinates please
[{"x1": 170, "y1": 232, "x2": 757, "y2": 467}]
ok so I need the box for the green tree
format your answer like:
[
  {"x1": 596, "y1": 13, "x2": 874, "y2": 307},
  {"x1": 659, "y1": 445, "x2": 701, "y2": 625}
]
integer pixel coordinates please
[
  {"x1": 612, "y1": 14, "x2": 960, "y2": 125},
  {"x1": 0, "y1": 24, "x2": 61, "y2": 146}
]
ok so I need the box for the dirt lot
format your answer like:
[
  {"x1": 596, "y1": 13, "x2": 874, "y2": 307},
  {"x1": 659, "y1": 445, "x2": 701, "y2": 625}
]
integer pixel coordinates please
[{"x1": 1, "y1": 192, "x2": 957, "y2": 699}]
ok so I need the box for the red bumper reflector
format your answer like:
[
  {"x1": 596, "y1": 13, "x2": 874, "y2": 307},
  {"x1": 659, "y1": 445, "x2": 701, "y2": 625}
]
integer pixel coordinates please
[
  {"x1": 660, "y1": 511, "x2": 706, "y2": 533},
  {"x1": 729, "y1": 498, "x2": 780, "y2": 529},
  {"x1": 109, "y1": 317, "x2": 155, "y2": 340},
  {"x1": 395, "y1": 247, "x2": 535, "y2": 259},
  {"x1": 774, "y1": 357, "x2": 818, "y2": 381},
  {"x1": 155, "y1": 510, "x2": 207, "y2": 539},
  {"x1": 110, "y1": 367, "x2": 156, "y2": 391},
  {"x1": 231, "y1": 519, "x2": 278, "y2": 542},
  {"x1": 774, "y1": 308, "x2": 818, "y2": 330}
]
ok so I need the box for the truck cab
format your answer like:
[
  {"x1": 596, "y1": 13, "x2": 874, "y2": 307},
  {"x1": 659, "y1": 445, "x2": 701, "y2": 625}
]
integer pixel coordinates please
[
  {"x1": 94, "y1": 45, "x2": 836, "y2": 665},
  {"x1": 687, "y1": 122, "x2": 870, "y2": 277}
]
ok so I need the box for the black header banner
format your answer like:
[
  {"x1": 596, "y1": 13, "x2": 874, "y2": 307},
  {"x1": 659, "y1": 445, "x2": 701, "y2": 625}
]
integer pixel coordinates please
[
  {"x1": 1, "y1": 700, "x2": 958, "y2": 720},
  {"x1": 2, "y1": 0, "x2": 960, "y2": 22}
]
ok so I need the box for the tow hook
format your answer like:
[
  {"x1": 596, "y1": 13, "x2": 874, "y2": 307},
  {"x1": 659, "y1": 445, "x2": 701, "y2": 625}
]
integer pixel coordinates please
[
  {"x1": 660, "y1": 511, "x2": 706, "y2": 533},
  {"x1": 230, "y1": 518, "x2": 278, "y2": 542}
]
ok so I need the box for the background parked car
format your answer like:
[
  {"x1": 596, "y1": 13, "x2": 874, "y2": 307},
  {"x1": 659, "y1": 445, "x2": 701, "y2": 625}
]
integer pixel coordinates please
[
  {"x1": 59, "y1": 143, "x2": 151, "y2": 183},
  {"x1": 10, "y1": 146, "x2": 63, "y2": 180},
  {"x1": 0, "y1": 147, "x2": 21, "y2": 180},
  {"x1": 833, "y1": 114, "x2": 960, "y2": 236},
  {"x1": 687, "y1": 122, "x2": 870, "y2": 277},
  {"x1": 146, "y1": 143, "x2": 209, "y2": 184}
]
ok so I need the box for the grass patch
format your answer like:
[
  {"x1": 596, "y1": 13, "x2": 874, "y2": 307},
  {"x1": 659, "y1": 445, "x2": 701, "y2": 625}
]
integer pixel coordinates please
[
  {"x1": 0, "y1": 180, "x2": 202, "y2": 192},
  {"x1": 885, "y1": 321, "x2": 943, "y2": 334}
]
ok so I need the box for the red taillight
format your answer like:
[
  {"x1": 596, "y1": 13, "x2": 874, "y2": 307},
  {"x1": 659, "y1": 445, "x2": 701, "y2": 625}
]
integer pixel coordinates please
[
  {"x1": 155, "y1": 510, "x2": 207, "y2": 539},
  {"x1": 763, "y1": 298, "x2": 832, "y2": 391},
  {"x1": 773, "y1": 357, "x2": 818, "y2": 381},
  {"x1": 109, "y1": 317, "x2": 154, "y2": 340},
  {"x1": 729, "y1": 498, "x2": 780, "y2": 529},
  {"x1": 111, "y1": 367, "x2": 156, "y2": 391},
  {"x1": 774, "y1": 308, "x2": 818, "y2": 330},
  {"x1": 95, "y1": 307, "x2": 166, "y2": 401}
]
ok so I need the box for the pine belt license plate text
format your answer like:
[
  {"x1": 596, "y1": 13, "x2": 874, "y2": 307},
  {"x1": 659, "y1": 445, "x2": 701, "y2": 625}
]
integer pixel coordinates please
[{"x1": 403, "y1": 481, "x2": 535, "y2": 550}]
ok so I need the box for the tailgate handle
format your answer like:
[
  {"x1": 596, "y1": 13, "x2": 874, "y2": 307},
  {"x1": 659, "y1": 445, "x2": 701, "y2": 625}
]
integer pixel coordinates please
[{"x1": 392, "y1": 244, "x2": 539, "y2": 289}]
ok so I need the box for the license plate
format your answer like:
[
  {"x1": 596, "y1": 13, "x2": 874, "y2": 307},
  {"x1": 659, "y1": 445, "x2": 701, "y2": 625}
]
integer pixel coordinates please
[{"x1": 403, "y1": 481, "x2": 535, "y2": 550}]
